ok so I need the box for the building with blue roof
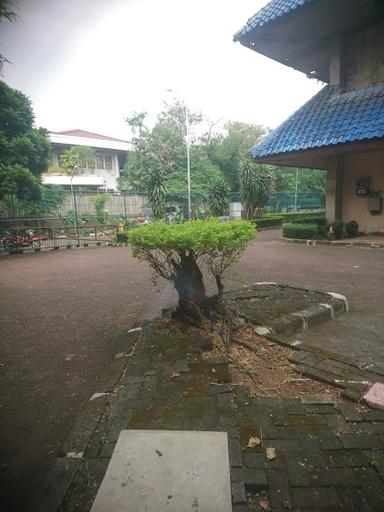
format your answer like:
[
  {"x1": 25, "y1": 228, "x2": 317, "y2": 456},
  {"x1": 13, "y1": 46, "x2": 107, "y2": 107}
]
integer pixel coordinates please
[{"x1": 234, "y1": 0, "x2": 384, "y2": 233}]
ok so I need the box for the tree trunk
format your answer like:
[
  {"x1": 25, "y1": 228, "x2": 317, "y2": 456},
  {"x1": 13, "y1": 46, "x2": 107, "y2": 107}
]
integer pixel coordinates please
[{"x1": 173, "y1": 250, "x2": 207, "y2": 324}]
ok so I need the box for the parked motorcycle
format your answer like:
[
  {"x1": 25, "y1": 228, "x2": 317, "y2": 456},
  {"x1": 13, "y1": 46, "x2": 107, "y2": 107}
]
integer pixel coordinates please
[{"x1": 1, "y1": 230, "x2": 41, "y2": 252}]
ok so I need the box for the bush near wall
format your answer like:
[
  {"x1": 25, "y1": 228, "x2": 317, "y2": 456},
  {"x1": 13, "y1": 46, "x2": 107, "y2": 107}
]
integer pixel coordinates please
[
  {"x1": 253, "y1": 211, "x2": 325, "y2": 229},
  {"x1": 282, "y1": 223, "x2": 320, "y2": 239}
]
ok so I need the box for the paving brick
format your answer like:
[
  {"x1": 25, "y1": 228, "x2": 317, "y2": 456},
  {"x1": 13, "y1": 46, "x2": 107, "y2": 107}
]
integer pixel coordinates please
[
  {"x1": 341, "y1": 434, "x2": 383, "y2": 450},
  {"x1": 267, "y1": 439, "x2": 302, "y2": 454},
  {"x1": 285, "y1": 398, "x2": 305, "y2": 415},
  {"x1": 324, "y1": 450, "x2": 370, "y2": 468},
  {"x1": 228, "y1": 438, "x2": 243, "y2": 468},
  {"x1": 287, "y1": 459, "x2": 310, "y2": 487},
  {"x1": 299, "y1": 437, "x2": 326, "y2": 467},
  {"x1": 318, "y1": 432, "x2": 343, "y2": 451},
  {"x1": 267, "y1": 469, "x2": 293, "y2": 510},
  {"x1": 353, "y1": 467, "x2": 384, "y2": 510},
  {"x1": 309, "y1": 467, "x2": 357, "y2": 487},
  {"x1": 231, "y1": 482, "x2": 246, "y2": 504},
  {"x1": 338, "y1": 488, "x2": 374, "y2": 512},
  {"x1": 300, "y1": 395, "x2": 335, "y2": 405},
  {"x1": 231, "y1": 468, "x2": 268, "y2": 490},
  {"x1": 242, "y1": 452, "x2": 267, "y2": 469},
  {"x1": 337, "y1": 402, "x2": 363, "y2": 422},
  {"x1": 303, "y1": 404, "x2": 337, "y2": 415},
  {"x1": 292, "y1": 487, "x2": 339, "y2": 509},
  {"x1": 362, "y1": 410, "x2": 384, "y2": 422},
  {"x1": 288, "y1": 414, "x2": 328, "y2": 427}
]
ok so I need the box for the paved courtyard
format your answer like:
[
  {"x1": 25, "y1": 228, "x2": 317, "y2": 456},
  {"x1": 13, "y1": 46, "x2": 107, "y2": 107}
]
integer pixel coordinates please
[{"x1": 0, "y1": 230, "x2": 383, "y2": 510}]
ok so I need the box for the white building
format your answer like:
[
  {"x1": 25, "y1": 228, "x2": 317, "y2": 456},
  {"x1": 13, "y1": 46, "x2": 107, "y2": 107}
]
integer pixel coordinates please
[{"x1": 43, "y1": 129, "x2": 130, "y2": 191}]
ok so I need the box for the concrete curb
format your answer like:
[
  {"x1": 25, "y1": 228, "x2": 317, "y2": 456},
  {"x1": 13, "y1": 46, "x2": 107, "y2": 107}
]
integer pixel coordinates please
[
  {"x1": 279, "y1": 236, "x2": 384, "y2": 248},
  {"x1": 251, "y1": 286, "x2": 348, "y2": 337}
]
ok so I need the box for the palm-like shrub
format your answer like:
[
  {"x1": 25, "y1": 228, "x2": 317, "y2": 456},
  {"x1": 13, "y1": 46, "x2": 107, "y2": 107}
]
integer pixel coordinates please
[
  {"x1": 207, "y1": 178, "x2": 230, "y2": 217},
  {"x1": 239, "y1": 159, "x2": 275, "y2": 219}
]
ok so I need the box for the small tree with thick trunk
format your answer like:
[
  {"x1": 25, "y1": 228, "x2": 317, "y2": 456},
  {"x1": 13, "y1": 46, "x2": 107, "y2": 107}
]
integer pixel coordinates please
[{"x1": 129, "y1": 219, "x2": 256, "y2": 323}]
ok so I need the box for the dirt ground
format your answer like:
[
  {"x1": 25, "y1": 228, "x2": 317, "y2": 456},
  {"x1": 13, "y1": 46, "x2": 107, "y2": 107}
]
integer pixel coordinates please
[{"x1": 1, "y1": 229, "x2": 383, "y2": 510}]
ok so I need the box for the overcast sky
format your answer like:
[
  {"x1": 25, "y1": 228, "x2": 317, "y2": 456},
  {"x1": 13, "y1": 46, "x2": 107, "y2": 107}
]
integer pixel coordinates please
[{"x1": 0, "y1": 0, "x2": 323, "y2": 140}]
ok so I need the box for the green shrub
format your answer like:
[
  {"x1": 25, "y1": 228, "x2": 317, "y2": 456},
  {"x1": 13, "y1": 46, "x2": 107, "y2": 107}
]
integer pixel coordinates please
[
  {"x1": 282, "y1": 223, "x2": 320, "y2": 239},
  {"x1": 290, "y1": 216, "x2": 326, "y2": 226},
  {"x1": 253, "y1": 216, "x2": 283, "y2": 228},
  {"x1": 331, "y1": 220, "x2": 344, "y2": 240},
  {"x1": 280, "y1": 211, "x2": 325, "y2": 222},
  {"x1": 345, "y1": 220, "x2": 359, "y2": 238},
  {"x1": 116, "y1": 231, "x2": 129, "y2": 243}
]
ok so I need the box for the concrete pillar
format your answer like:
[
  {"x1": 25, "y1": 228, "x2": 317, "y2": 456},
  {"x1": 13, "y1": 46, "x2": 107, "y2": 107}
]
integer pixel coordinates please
[
  {"x1": 326, "y1": 157, "x2": 344, "y2": 222},
  {"x1": 329, "y1": 33, "x2": 345, "y2": 87}
]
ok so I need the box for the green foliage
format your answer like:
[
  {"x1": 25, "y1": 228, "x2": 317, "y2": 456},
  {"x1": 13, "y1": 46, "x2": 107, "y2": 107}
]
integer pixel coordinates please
[
  {"x1": 91, "y1": 192, "x2": 110, "y2": 224},
  {"x1": 0, "y1": 81, "x2": 51, "y2": 200},
  {"x1": 289, "y1": 216, "x2": 327, "y2": 226},
  {"x1": 282, "y1": 223, "x2": 320, "y2": 239},
  {"x1": 12, "y1": 185, "x2": 67, "y2": 215},
  {"x1": 253, "y1": 216, "x2": 283, "y2": 228},
  {"x1": 129, "y1": 219, "x2": 256, "y2": 302},
  {"x1": 207, "y1": 178, "x2": 229, "y2": 216},
  {"x1": 146, "y1": 167, "x2": 167, "y2": 219},
  {"x1": 59, "y1": 146, "x2": 96, "y2": 178},
  {"x1": 331, "y1": 220, "x2": 344, "y2": 240},
  {"x1": 274, "y1": 168, "x2": 326, "y2": 199},
  {"x1": 280, "y1": 211, "x2": 325, "y2": 222},
  {"x1": 240, "y1": 159, "x2": 276, "y2": 219},
  {"x1": 204, "y1": 121, "x2": 267, "y2": 192},
  {"x1": 345, "y1": 220, "x2": 359, "y2": 238}
]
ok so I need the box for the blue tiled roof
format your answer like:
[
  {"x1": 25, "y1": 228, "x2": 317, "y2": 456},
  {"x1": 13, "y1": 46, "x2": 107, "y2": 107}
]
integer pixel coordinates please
[
  {"x1": 251, "y1": 84, "x2": 384, "y2": 159},
  {"x1": 234, "y1": 0, "x2": 314, "y2": 40}
]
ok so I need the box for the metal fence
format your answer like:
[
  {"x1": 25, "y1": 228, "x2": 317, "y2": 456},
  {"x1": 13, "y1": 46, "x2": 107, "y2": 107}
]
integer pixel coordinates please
[
  {"x1": 0, "y1": 224, "x2": 122, "y2": 255},
  {"x1": 0, "y1": 191, "x2": 152, "y2": 255}
]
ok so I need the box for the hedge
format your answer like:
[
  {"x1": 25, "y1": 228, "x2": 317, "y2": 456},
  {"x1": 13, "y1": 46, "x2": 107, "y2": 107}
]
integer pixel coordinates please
[
  {"x1": 253, "y1": 216, "x2": 283, "y2": 228},
  {"x1": 282, "y1": 223, "x2": 320, "y2": 240},
  {"x1": 290, "y1": 216, "x2": 327, "y2": 226}
]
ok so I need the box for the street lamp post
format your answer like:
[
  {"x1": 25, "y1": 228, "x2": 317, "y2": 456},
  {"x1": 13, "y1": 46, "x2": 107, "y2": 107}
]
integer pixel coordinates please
[{"x1": 185, "y1": 106, "x2": 192, "y2": 220}]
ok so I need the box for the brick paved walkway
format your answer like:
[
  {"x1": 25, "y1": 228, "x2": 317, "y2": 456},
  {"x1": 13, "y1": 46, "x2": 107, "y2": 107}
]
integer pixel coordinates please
[{"x1": 60, "y1": 320, "x2": 384, "y2": 512}]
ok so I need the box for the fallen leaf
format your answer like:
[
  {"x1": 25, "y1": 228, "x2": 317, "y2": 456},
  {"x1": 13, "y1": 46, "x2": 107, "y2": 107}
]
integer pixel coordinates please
[
  {"x1": 266, "y1": 447, "x2": 276, "y2": 460},
  {"x1": 247, "y1": 436, "x2": 261, "y2": 448},
  {"x1": 171, "y1": 372, "x2": 181, "y2": 379}
]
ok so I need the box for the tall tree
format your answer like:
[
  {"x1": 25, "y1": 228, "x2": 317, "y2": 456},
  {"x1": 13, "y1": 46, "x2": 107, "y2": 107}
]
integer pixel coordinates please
[
  {"x1": 204, "y1": 121, "x2": 268, "y2": 193},
  {"x1": 0, "y1": 81, "x2": 51, "y2": 200}
]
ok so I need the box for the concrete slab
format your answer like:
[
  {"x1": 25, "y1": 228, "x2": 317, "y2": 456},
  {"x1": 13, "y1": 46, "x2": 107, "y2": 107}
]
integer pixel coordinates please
[{"x1": 90, "y1": 430, "x2": 232, "y2": 512}]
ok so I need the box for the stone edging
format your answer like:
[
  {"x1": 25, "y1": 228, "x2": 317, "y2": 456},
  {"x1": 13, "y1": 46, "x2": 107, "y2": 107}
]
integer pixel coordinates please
[{"x1": 279, "y1": 236, "x2": 384, "y2": 248}]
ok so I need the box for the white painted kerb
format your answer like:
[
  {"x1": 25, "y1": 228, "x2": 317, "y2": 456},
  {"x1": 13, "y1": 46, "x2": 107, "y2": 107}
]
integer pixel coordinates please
[{"x1": 91, "y1": 430, "x2": 232, "y2": 512}]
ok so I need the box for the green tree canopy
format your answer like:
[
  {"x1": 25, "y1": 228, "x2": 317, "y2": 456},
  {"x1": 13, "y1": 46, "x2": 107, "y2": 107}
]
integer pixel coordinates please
[{"x1": 0, "y1": 81, "x2": 51, "y2": 200}]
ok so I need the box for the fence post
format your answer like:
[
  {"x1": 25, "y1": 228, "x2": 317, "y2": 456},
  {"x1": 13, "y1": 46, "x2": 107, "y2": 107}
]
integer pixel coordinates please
[
  {"x1": 72, "y1": 189, "x2": 80, "y2": 246},
  {"x1": 123, "y1": 193, "x2": 128, "y2": 222}
]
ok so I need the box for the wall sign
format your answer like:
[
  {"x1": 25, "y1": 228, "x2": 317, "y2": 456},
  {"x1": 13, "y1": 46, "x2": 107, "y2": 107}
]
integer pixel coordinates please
[{"x1": 356, "y1": 177, "x2": 370, "y2": 196}]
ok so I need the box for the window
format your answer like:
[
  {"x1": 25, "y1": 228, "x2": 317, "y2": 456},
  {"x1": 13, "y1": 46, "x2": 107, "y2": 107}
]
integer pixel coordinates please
[
  {"x1": 104, "y1": 156, "x2": 113, "y2": 170},
  {"x1": 96, "y1": 156, "x2": 104, "y2": 170}
]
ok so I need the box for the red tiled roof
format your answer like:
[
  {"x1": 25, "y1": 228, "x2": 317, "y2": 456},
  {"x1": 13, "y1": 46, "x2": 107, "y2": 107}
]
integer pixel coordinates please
[{"x1": 53, "y1": 129, "x2": 128, "y2": 143}]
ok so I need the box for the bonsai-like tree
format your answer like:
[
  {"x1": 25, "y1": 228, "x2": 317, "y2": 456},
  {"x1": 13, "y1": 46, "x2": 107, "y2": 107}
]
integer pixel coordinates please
[{"x1": 129, "y1": 219, "x2": 255, "y2": 323}]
